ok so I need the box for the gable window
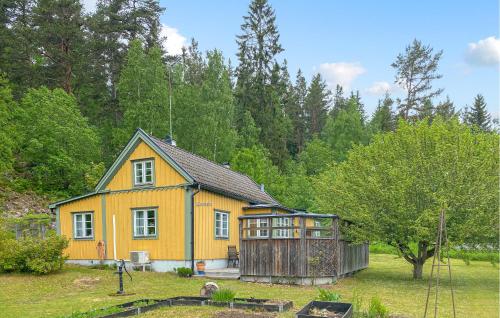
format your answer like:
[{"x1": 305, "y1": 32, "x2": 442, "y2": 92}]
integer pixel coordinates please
[
  {"x1": 133, "y1": 159, "x2": 154, "y2": 186},
  {"x1": 215, "y1": 211, "x2": 229, "y2": 239},
  {"x1": 272, "y1": 217, "x2": 292, "y2": 238},
  {"x1": 133, "y1": 208, "x2": 157, "y2": 238},
  {"x1": 73, "y1": 212, "x2": 93, "y2": 239},
  {"x1": 247, "y1": 218, "x2": 269, "y2": 238}
]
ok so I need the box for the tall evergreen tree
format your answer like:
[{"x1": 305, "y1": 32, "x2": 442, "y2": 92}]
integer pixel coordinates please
[
  {"x1": 435, "y1": 96, "x2": 456, "y2": 120},
  {"x1": 464, "y1": 94, "x2": 491, "y2": 131},
  {"x1": 392, "y1": 39, "x2": 443, "y2": 120},
  {"x1": 330, "y1": 84, "x2": 347, "y2": 119},
  {"x1": 285, "y1": 69, "x2": 307, "y2": 156},
  {"x1": 235, "y1": 0, "x2": 288, "y2": 164},
  {"x1": 304, "y1": 73, "x2": 331, "y2": 138},
  {"x1": 370, "y1": 93, "x2": 396, "y2": 133},
  {"x1": 33, "y1": 0, "x2": 85, "y2": 94}
]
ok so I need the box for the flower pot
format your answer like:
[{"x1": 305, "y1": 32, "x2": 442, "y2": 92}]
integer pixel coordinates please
[{"x1": 196, "y1": 262, "x2": 206, "y2": 274}]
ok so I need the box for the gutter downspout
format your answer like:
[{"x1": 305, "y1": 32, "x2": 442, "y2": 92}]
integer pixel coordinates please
[{"x1": 191, "y1": 183, "x2": 201, "y2": 271}]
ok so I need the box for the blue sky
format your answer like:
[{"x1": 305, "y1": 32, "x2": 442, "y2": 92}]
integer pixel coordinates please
[{"x1": 84, "y1": 0, "x2": 499, "y2": 117}]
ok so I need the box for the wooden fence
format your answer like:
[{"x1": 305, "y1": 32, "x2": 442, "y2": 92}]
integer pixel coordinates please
[{"x1": 337, "y1": 240, "x2": 369, "y2": 276}]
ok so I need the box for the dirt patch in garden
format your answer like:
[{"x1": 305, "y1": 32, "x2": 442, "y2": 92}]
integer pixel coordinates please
[
  {"x1": 213, "y1": 309, "x2": 277, "y2": 318},
  {"x1": 73, "y1": 277, "x2": 101, "y2": 288}
]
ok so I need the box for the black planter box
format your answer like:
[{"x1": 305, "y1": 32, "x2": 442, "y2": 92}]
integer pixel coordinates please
[
  {"x1": 167, "y1": 296, "x2": 209, "y2": 306},
  {"x1": 296, "y1": 301, "x2": 353, "y2": 318},
  {"x1": 97, "y1": 299, "x2": 172, "y2": 318},
  {"x1": 208, "y1": 298, "x2": 293, "y2": 312}
]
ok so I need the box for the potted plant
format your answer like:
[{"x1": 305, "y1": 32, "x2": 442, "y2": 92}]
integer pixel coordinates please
[{"x1": 196, "y1": 260, "x2": 206, "y2": 274}]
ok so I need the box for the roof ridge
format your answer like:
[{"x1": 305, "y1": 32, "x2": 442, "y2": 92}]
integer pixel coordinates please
[{"x1": 149, "y1": 134, "x2": 262, "y2": 184}]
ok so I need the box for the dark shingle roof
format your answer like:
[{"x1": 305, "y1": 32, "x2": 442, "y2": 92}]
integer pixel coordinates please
[{"x1": 149, "y1": 135, "x2": 278, "y2": 205}]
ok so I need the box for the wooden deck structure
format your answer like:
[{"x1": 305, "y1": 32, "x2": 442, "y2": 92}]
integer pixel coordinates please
[{"x1": 238, "y1": 213, "x2": 369, "y2": 285}]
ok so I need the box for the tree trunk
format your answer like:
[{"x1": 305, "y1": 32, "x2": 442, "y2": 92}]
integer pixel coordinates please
[{"x1": 413, "y1": 261, "x2": 424, "y2": 279}]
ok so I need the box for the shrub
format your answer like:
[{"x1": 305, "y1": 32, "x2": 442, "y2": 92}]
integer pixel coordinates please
[
  {"x1": 367, "y1": 297, "x2": 389, "y2": 318},
  {"x1": 0, "y1": 230, "x2": 68, "y2": 274},
  {"x1": 175, "y1": 267, "x2": 193, "y2": 277},
  {"x1": 317, "y1": 288, "x2": 341, "y2": 301},
  {"x1": 211, "y1": 288, "x2": 236, "y2": 302}
]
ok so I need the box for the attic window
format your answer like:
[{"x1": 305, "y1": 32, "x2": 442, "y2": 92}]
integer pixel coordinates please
[{"x1": 133, "y1": 159, "x2": 154, "y2": 186}]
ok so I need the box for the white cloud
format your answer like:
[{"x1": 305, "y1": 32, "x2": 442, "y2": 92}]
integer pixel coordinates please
[
  {"x1": 465, "y1": 36, "x2": 500, "y2": 66},
  {"x1": 318, "y1": 62, "x2": 366, "y2": 91},
  {"x1": 366, "y1": 81, "x2": 393, "y2": 95},
  {"x1": 81, "y1": 0, "x2": 97, "y2": 12},
  {"x1": 160, "y1": 24, "x2": 188, "y2": 56}
]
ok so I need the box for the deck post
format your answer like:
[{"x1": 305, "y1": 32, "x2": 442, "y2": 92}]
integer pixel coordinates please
[
  {"x1": 299, "y1": 216, "x2": 306, "y2": 277},
  {"x1": 239, "y1": 219, "x2": 243, "y2": 272}
]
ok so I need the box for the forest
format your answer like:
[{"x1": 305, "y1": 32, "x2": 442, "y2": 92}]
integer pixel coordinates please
[{"x1": 0, "y1": 0, "x2": 497, "y2": 214}]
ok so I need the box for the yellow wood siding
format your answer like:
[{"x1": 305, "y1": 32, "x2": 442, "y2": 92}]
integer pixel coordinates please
[
  {"x1": 59, "y1": 195, "x2": 102, "y2": 259},
  {"x1": 106, "y1": 188, "x2": 185, "y2": 260},
  {"x1": 106, "y1": 141, "x2": 187, "y2": 191},
  {"x1": 194, "y1": 190, "x2": 247, "y2": 260}
]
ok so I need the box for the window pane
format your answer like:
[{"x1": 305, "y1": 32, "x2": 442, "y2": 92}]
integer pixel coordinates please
[
  {"x1": 75, "y1": 214, "x2": 82, "y2": 222},
  {"x1": 147, "y1": 226, "x2": 156, "y2": 235},
  {"x1": 86, "y1": 228, "x2": 92, "y2": 237},
  {"x1": 147, "y1": 210, "x2": 155, "y2": 219},
  {"x1": 76, "y1": 228, "x2": 83, "y2": 237},
  {"x1": 85, "y1": 214, "x2": 92, "y2": 222}
]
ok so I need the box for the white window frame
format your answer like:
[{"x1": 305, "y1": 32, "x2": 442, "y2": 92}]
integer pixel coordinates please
[
  {"x1": 273, "y1": 217, "x2": 292, "y2": 238},
  {"x1": 247, "y1": 218, "x2": 269, "y2": 238},
  {"x1": 313, "y1": 220, "x2": 322, "y2": 237},
  {"x1": 215, "y1": 211, "x2": 229, "y2": 239},
  {"x1": 73, "y1": 212, "x2": 94, "y2": 239},
  {"x1": 133, "y1": 159, "x2": 154, "y2": 186},
  {"x1": 133, "y1": 208, "x2": 157, "y2": 238}
]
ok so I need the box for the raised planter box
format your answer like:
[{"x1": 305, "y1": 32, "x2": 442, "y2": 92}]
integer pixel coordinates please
[
  {"x1": 296, "y1": 301, "x2": 353, "y2": 318},
  {"x1": 69, "y1": 296, "x2": 292, "y2": 317}
]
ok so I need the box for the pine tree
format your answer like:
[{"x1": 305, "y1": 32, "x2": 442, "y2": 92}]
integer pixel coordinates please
[
  {"x1": 392, "y1": 39, "x2": 443, "y2": 120},
  {"x1": 304, "y1": 73, "x2": 331, "y2": 138},
  {"x1": 330, "y1": 84, "x2": 346, "y2": 119},
  {"x1": 370, "y1": 93, "x2": 396, "y2": 133},
  {"x1": 465, "y1": 94, "x2": 491, "y2": 131},
  {"x1": 33, "y1": 0, "x2": 86, "y2": 94}
]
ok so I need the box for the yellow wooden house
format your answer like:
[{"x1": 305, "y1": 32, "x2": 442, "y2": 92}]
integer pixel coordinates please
[{"x1": 49, "y1": 128, "x2": 296, "y2": 271}]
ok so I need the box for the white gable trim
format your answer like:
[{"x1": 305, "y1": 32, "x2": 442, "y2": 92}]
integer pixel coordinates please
[{"x1": 94, "y1": 129, "x2": 194, "y2": 191}]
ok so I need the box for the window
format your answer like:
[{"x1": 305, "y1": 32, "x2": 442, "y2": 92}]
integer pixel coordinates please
[
  {"x1": 133, "y1": 160, "x2": 154, "y2": 186},
  {"x1": 133, "y1": 209, "x2": 157, "y2": 238},
  {"x1": 215, "y1": 211, "x2": 229, "y2": 239},
  {"x1": 313, "y1": 220, "x2": 322, "y2": 237},
  {"x1": 273, "y1": 217, "x2": 292, "y2": 238},
  {"x1": 247, "y1": 218, "x2": 269, "y2": 238},
  {"x1": 73, "y1": 212, "x2": 93, "y2": 239}
]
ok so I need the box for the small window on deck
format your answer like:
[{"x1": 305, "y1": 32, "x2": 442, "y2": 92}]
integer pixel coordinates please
[
  {"x1": 272, "y1": 217, "x2": 292, "y2": 238},
  {"x1": 133, "y1": 159, "x2": 154, "y2": 186},
  {"x1": 247, "y1": 218, "x2": 269, "y2": 238}
]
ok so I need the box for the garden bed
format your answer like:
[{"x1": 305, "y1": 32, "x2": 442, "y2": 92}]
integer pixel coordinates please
[
  {"x1": 296, "y1": 301, "x2": 353, "y2": 318},
  {"x1": 66, "y1": 296, "x2": 292, "y2": 317}
]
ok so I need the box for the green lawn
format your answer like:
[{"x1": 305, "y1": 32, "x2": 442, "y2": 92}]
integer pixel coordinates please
[{"x1": 0, "y1": 254, "x2": 497, "y2": 318}]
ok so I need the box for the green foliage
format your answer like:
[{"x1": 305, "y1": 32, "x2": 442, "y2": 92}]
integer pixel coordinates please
[
  {"x1": 322, "y1": 97, "x2": 368, "y2": 162},
  {"x1": 0, "y1": 230, "x2": 69, "y2": 274},
  {"x1": 211, "y1": 288, "x2": 236, "y2": 302},
  {"x1": 0, "y1": 76, "x2": 18, "y2": 176},
  {"x1": 367, "y1": 297, "x2": 389, "y2": 318},
  {"x1": 304, "y1": 73, "x2": 331, "y2": 137},
  {"x1": 464, "y1": 94, "x2": 492, "y2": 132},
  {"x1": 298, "y1": 138, "x2": 334, "y2": 175},
  {"x1": 315, "y1": 119, "x2": 499, "y2": 278},
  {"x1": 174, "y1": 267, "x2": 193, "y2": 277},
  {"x1": 317, "y1": 288, "x2": 341, "y2": 301},
  {"x1": 16, "y1": 87, "x2": 102, "y2": 195},
  {"x1": 62, "y1": 306, "x2": 122, "y2": 318},
  {"x1": 369, "y1": 94, "x2": 395, "y2": 134}
]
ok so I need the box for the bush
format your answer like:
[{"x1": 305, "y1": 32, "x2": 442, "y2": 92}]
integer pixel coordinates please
[
  {"x1": 175, "y1": 267, "x2": 193, "y2": 277},
  {"x1": 0, "y1": 231, "x2": 68, "y2": 274},
  {"x1": 367, "y1": 297, "x2": 389, "y2": 318},
  {"x1": 211, "y1": 288, "x2": 236, "y2": 302},
  {"x1": 317, "y1": 288, "x2": 341, "y2": 301}
]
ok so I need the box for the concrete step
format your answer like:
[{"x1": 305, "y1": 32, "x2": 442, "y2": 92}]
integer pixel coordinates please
[{"x1": 195, "y1": 268, "x2": 240, "y2": 280}]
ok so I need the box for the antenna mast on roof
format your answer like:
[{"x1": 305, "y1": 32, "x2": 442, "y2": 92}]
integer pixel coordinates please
[{"x1": 168, "y1": 62, "x2": 173, "y2": 140}]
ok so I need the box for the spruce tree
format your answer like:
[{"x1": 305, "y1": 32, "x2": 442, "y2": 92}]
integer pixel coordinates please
[
  {"x1": 465, "y1": 94, "x2": 491, "y2": 131},
  {"x1": 330, "y1": 84, "x2": 346, "y2": 119},
  {"x1": 435, "y1": 96, "x2": 456, "y2": 120},
  {"x1": 370, "y1": 93, "x2": 396, "y2": 133},
  {"x1": 235, "y1": 0, "x2": 287, "y2": 164},
  {"x1": 304, "y1": 73, "x2": 331, "y2": 138},
  {"x1": 285, "y1": 69, "x2": 307, "y2": 156}
]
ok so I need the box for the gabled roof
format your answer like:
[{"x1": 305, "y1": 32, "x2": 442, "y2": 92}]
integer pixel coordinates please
[
  {"x1": 148, "y1": 134, "x2": 278, "y2": 205},
  {"x1": 91, "y1": 128, "x2": 277, "y2": 205}
]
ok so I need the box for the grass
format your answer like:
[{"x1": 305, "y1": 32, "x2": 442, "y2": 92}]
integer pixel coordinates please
[{"x1": 0, "y1": 254, "x2": 497, "y2": 318}]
